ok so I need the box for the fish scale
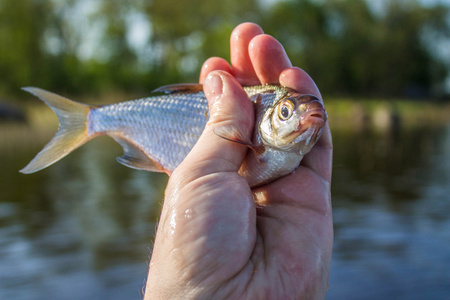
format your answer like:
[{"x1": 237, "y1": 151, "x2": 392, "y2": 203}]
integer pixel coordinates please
[
  {"x1": 20, "y1": 84, "x2": 327, "y2": 187},
  {"x1": 89, "y1": 93, "x2": 209, "y2": 170}
]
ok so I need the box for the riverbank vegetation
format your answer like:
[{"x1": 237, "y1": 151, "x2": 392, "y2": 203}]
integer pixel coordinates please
[
  {"x1": 0, "y1": 0, "x2": 449, "y2": 100},
  {"x1": 1, "y1": 0, "x2": 449, "y2": 151},
  {"x1": 1, "y1": 96, "x2": 448, "y2": 155}
]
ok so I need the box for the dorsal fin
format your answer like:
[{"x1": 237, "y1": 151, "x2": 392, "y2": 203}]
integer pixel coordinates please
[{"x1": 152, "y1": 83, "x2": 203, "y2": 94}]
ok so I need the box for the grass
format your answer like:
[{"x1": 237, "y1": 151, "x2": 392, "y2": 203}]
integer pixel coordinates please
[
  {"x1": 325, "y1": 98, "x2": 450, "y2": 131},
  {"x1": 0, "y1": 103, "x2": 57, "y2": 152},
  {"x1": 1, "y1": 97, "x2": 449, "y2": 152}
]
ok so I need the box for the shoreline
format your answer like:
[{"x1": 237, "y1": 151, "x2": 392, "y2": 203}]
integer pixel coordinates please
[{"x1": 1, "y1": 98, "x2": 449, "y2": 151}]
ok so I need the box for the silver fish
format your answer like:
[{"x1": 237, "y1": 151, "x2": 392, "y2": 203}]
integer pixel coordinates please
[{"x1": 20, "y1": 84, "x2": 327, "y2": 187}]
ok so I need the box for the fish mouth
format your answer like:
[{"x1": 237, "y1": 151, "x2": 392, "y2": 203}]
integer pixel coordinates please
[
  {"x1": 298, "y1": 107, "x2": 327, "y2": 134},
  {"x1": 288, "y1": 107, "x2": 327, "y2": 149},
  {"x1": 302, "y1": 108, "x2": 327, "y2": 125}
]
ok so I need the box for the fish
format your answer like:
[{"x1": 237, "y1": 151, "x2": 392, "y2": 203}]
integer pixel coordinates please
[{"x1": 20, "y1": 83, "x2": 327, "y2": 187}]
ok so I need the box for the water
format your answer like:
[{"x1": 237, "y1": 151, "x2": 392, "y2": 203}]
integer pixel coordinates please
[
  {"x1": 1, "y1": 122, "x2": 449, "y2": 299},
  {"x1": 330, "y1": 125, "x2": 450, "y2": 299}
]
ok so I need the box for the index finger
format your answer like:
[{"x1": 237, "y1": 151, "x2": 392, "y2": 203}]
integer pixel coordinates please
[{"x1": 230, "y1": 22, "x2": 264, "y2": 85}]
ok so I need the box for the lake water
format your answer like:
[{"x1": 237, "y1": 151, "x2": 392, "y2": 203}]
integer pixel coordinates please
[{"x1": 1, "y1": 121, "x2": 449, "y2": 299}]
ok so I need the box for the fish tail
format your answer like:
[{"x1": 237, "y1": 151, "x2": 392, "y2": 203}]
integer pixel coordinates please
[{"x1": 20, "y1": 87, "x2": 94, "y2": 174}]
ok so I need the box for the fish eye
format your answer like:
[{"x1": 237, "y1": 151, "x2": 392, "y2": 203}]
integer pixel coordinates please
[{"x1": 278, "y1": 100, "x2": 294, "y2": 120}]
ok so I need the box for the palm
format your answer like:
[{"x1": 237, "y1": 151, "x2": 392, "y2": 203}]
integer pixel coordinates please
[{"x1": 145, "y1": 23, "x2": 333, "y2": 299}]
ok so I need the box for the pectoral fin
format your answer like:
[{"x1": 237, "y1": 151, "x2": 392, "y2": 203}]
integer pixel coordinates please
[
  {"x1": 111, "y1": 135, "x2": 165, "y2": 172},
  {"x1": 213, "y1": 125, "x2": 265, "y2": 155}
]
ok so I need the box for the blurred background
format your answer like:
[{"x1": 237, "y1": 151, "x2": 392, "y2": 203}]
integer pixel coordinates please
[{"x1": 0, "y1": 0, "x2": 449, "y2": 299}]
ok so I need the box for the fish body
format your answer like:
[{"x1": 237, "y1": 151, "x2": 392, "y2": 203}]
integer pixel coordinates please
[{"x1": 21, "y1": 84, "x2": 327, "y2": 187}]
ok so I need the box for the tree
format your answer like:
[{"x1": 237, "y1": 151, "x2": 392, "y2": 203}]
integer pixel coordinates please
[
  {"x1": 0, "y1": 0, "x2": 51, "y2": 94},
  {"x1": 0, "y1": 0, "x2": 448, "y2": 98},
  {"x1": 263, "y1": 0, "x2": 450, "y2": 98}
]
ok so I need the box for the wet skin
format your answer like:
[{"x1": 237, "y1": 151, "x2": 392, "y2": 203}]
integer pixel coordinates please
[{"x1": 145, "y1": 22, "x2": 333, "y2": 299}]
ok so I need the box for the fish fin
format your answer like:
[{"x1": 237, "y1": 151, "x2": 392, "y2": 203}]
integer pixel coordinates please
[
  {"x1": 152, "y1": 83, "x2": 203, "y2": 94},
  {"x1": 20, "y1": 87, "x2": 93, "y2": 174},
  {"x1": 213, "y1": 125, "x2": 265, "y2": 155},
  {"x1": 112, "y1": 135, "x2": 165, "y2": 172}
]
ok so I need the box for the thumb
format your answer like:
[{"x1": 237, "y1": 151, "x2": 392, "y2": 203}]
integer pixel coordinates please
[
  {"x1": 174, "y1": 70, "x2": 254, "y2": 180},
  {"x1": 147, "y1": 71, "x2": 257, "y2": 296}
]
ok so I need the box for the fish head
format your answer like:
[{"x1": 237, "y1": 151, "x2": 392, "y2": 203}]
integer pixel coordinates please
[{"x1": 259, "y1": 93, "x2": 327, "y2": 155}]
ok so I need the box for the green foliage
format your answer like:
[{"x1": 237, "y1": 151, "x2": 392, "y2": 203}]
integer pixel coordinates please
[
  {"x1": 0, "y1": 0, "x2": 50, "y2": 93},
  {"x1": 263, "y1": 0, "x2": 450, "y2": 98},
  {"x1": 0, "y1": 0, "x2": 448, "y2": 99}
]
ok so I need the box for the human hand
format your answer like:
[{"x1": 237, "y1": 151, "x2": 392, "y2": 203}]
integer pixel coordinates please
[{"x1": 144, "y1": 23, "x2": 333, "y2": 299}]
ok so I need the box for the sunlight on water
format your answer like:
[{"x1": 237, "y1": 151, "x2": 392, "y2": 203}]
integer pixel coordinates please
[{"x1": 1, "y1": 123, "x2": 449, "y2": 299}]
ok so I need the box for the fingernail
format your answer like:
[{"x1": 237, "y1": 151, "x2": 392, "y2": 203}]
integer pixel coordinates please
[{"x1": 204, "y1": 72, "x2": 223, "y2": 102}]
